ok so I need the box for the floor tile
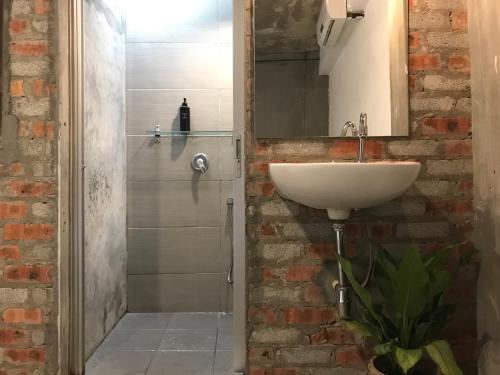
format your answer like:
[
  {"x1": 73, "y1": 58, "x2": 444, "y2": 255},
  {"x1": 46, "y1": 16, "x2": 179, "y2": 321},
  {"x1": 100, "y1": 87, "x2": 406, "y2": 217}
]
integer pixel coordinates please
[
  {"x1": 104, "y1": 329, "x2": 164, "y2": 351},
  {"x1": 146, "y1": 351, "x2": 214, "y2": 375},
  {"x1": 218, "y1": 313, "x2": 233, "y2": 333},
  {"x1": 159, "y1": 329, "x2": 216, "y2": 351},
  {"x1": 167, "y1": 313, "x2": 218, "y2": 332},
  {"x1": 216, "y1": 333, "x2": 232, "y2": 351},
  {"x1": 214, "y1": 350, "x2": 233, "y2": 375},
  {"x1": 115, "y1": 313, "x2": 170, "y2": 330},
  {"x1": 86, "y1": 351, "x2": 154, "y2": 375}
]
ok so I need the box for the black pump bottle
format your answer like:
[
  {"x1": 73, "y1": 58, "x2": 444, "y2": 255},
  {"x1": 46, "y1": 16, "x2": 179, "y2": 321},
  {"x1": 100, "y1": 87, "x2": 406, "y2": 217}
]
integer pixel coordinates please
[{"x1": 180, "y1": 98, "x2": 191, "y2": 132}]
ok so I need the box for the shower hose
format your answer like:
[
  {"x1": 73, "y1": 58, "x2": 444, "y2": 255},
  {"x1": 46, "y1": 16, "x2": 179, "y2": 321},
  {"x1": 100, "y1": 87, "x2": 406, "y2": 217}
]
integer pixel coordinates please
[{"x1": 226, "y1": 197, "x2": 234, "y2": 285}]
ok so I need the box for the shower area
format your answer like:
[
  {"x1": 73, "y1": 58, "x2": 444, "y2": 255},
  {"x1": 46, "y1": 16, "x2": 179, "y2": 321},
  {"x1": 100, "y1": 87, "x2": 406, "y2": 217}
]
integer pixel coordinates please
[{"x1": 81, "y1": 0, "x2": 235, "y2": 373}]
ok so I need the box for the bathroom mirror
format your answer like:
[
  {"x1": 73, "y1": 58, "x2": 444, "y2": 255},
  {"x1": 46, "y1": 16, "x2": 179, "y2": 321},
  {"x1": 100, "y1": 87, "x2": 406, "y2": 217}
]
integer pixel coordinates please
[{"x1": 253, "y1": 0, "x2": 409, "y2": 138}]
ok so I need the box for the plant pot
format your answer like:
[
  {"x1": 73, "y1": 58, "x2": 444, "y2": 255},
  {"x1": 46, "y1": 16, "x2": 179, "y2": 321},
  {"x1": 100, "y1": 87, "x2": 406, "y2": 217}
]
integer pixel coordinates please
[
  {"x1": 368, "y1": 356, "x2": 440, "y2": 375},
  {"x1": 368, "y1": 358, "x2": 384, "y2": 375}
]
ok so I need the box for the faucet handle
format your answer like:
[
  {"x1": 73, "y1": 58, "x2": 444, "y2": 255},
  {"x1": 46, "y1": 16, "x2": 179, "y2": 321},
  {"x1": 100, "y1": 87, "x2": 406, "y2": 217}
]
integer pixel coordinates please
[{"x1": 359, "y1": 113, "x2": 368, "y2": 137}]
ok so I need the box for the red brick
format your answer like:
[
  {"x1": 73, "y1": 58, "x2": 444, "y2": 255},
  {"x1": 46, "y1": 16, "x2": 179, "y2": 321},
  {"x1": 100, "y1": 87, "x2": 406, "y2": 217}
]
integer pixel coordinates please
[
  {"x1": 31, "y1": 79, "x2": 55, "y2": 97},
  {"x1": 248, "y1": 181, "x2": 275, "y2": 197},
  {"x1": 368, "y1": 223, "x2": 394, "y2": 241},
  {"x1": 282, "y1": 308, "x2": 337, "y2": 324},
  {"x1": 3, "y1": 308, "x2": 43, "y2": 324},
  {"x1": 8, "y1": 163, "x2": 25, "y2": 176},
  {"x1": 0, "y1": 202, "x2": 28, "y2": 220},
  {"x1": 305, "y1": 285, "x2": 326, "y2": 304},
  {"x1": 250, "y1": 369, "x2": 297, "y2": 375},
  {"x1": 34, "y1": 0, "x2": 50, "y2": 15},
  {"x1": 306, "y1": 243, "x2": 336, "y2": 260},
  {"x1": 0, "y1": 245, "x2": 21, "y2": 260},
  {"x1": 9, "y1": 181, "x2": 55, "y2": 197},
  {"x1": 261, "y1": 267, "x2": 280, "y2": 282},
  {"x1": 10, "y1": 80, "x2": 24, "y2": 97},
  {"x1": 286, "y1": 265, "x2": 321, "y2": 282},
  {"x1": 444, "y1": 139, "x2": 472, "y2": 157},
  {"x1": 448, "y1": 55, "x2": 470, "y2": 72},
  {"x1": 457, "y1": 179, "x2": 473, "y2": 193},
  {"x1": 260, "y1": 224, "x2": 276, "y2": 237},
  {"x1": 9, "y1": 19, "x2": 28, "y2": 33},
  {"x1": 422, "y1": 117, "x2": 471, "y2": 135},
  {"x1": 329, "y1": 140, "x2": 384, "y2": 160},
  {"x1": 32, "y1": 121, "x2": 46, "y2": 138},
  {"x1": 452, "y1": 11, "x2": 468, "y2": 30},
  {"x1": 4, "y1": 348, "x2": 45, "y2": 363},
  {"x1": 255, "y1": 142, "x2": 272, "y2": 157},
  {"x1": 4, "y1": 224, "x2": 54, "y2": 241},
  {"x1": 310, "y1": 327, "x2": 358, "y2": 345},
  {"x1": 335, "y1": 346, "x2": 366, "y2": 365},
  {"x1": 46, "y1": 122, "x2": 55, "y2": 139},
  {"x1": 250, "y1": 161, "x2": 270, "y2": 177},
  {"x1": 4, "y1": 264, "x2": 52, "y2": 283},
  {"x1": 0, "y1": 329, "x2": 28, "y2": 345},
  {"x1": 410, "y1": 54, "x2": 441, "y2": 71},
  {"x1": 10, "y1": 41, "x2": 48, "y2": 57},
  {"x1": 409, "y1": 31, "x2": 421, "y2": 49},
  {"x1": 249, "y1": 307, "x2": 277, "y2": 324}
]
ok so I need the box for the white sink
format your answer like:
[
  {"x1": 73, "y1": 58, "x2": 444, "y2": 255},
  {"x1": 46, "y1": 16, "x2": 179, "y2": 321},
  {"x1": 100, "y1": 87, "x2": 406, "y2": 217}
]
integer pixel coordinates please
[{"x1": 269, "y1": 161, "x2": 421, "y2": 220}]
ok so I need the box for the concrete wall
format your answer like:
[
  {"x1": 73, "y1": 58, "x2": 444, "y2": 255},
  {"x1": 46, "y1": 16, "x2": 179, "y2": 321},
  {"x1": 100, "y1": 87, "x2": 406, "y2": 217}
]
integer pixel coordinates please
[
  {"x1": 469, "y1": 1, "x2": 500, "y2": 374},
  {"x1": 246, "y1": 0, "x2": 477, "y2": 373},
  {"x1": 255, "y1": 56, "x2": 329, "y2": 138},
  {"x1": 125, "y1": 0, "x2": 234, "y2": 312},
  {"x1": 83, "y1": 0, "x2": 127, "y2": 358},
  {"x1": 0, "y1": 0, "x2": 59, "y2": 373}
]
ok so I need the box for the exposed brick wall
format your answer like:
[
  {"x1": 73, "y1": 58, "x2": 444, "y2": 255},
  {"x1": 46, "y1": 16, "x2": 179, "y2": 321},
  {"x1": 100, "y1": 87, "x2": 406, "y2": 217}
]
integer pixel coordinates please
[
  {"x1": 0, "y1": 0, "x2": 57, "y2": 373},
  {"x1": 245, "y1": 0, "x2": 476, "y2": 374}
]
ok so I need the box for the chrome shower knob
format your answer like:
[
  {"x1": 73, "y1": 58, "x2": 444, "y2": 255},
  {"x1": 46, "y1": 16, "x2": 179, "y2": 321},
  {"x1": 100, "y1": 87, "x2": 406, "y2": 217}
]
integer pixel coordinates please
[{"x1": 192, "y1": 153, "x2": 209, "y2": 174}]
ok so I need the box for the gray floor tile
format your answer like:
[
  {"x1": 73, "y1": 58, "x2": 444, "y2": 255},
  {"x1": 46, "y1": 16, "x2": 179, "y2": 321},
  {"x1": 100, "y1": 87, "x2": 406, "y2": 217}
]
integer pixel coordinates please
[
  {"x1": 216, "y1": 333, "x2": 232, "y2": 351},
  {"x1": 159, "y1": 330, "x2": 216, "y2": 351},
  {"x1": 146, "y1": 351, "x2": 214, "y2": 375},
  {"x1": 115, "y1": 313, "x2": 170, "y2": 330},
  {"x1": 214, "y1": 350, "x2": 233, "y2": 374},
  {"x1": 104, "y1": 329, "x2": 164, "y2": 351},
  {"x1": 167, "y1": 313, "x2": 218, "y2": 332},
  {"x1": 218, "y1": 314, "x2": 233, "y2": 333},
  {"x1": 86, "y1": 351, "x2": 154, "y2": 375}
]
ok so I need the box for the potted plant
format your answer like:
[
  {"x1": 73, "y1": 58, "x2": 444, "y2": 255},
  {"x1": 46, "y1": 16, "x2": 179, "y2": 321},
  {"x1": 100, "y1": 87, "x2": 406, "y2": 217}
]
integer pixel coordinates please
[{"x1": 338, "y1": 243, "x2": 464, "y2": 375}]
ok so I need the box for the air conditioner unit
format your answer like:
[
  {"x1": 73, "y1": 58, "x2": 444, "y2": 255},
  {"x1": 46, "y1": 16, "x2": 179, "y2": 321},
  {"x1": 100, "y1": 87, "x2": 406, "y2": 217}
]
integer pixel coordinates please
[
  {"x1": 317, "y1": 0, "x2": 365, "y2": 48},
  {"x1": 317, "y1": 0, "x2": 348, "y2": 48}
]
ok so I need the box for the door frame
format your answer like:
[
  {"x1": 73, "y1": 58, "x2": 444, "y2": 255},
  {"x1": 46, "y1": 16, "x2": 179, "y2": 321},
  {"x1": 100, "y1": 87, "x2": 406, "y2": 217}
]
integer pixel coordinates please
[
  {"x1": 58, "y1": 0, "x2": 85, "y2": 374},
  {"x1": 58, "y1": 1, "x2": 247, "y2": 374}
]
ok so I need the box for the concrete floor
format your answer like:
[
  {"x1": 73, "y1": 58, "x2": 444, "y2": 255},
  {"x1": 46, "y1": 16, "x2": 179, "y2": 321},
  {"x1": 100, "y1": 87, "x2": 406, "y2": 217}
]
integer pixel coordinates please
[{"x1": 86, "y1": 312, "x2": 233, "y2": 375}]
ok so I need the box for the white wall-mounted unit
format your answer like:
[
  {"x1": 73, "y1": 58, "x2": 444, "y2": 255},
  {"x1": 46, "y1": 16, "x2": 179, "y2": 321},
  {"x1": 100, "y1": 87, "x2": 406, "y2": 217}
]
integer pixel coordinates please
[{"x1": 316, "y1": 0, "x2": 348, "y2": 48}]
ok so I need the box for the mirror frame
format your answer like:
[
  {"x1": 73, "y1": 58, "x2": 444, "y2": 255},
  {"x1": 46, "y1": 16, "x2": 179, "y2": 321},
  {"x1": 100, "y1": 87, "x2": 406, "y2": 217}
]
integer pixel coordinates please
[
  {"x1": 388, "y1": 0, "x2": 409, "y2": 137},
  {"x1": 253, "y1": 0, "x2": 410, "y2": 138}
]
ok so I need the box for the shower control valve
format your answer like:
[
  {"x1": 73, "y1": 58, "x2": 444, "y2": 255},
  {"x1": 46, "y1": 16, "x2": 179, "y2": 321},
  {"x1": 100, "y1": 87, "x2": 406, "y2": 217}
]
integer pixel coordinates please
[{"x1": 192, "y1": 153, "x2": 209, "y2": 174}]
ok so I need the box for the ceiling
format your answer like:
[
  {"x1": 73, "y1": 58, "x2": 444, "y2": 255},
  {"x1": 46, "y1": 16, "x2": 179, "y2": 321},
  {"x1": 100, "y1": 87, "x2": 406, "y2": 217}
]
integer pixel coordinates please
[{"x1": 254, "y1": 0, "x2": 323, "y2": 56}]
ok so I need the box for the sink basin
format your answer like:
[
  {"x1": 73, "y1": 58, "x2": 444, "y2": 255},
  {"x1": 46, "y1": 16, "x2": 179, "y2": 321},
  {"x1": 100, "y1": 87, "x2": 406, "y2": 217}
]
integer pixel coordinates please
[{"x1": 269, "y1": 161, "x2": 421, "y2": 220}]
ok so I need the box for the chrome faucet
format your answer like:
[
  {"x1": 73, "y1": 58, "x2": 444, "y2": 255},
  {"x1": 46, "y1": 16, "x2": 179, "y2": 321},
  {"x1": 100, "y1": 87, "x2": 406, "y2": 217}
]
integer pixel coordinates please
[
  {"x1": 341, "y1": 113, "x2": 368, "y2": 163},
  {"x1": 358, "y1": 113, "x2": 368, "y2": 163},
  {"x1": 341, "y1": 121, "x2": 358, "y2": 137}
]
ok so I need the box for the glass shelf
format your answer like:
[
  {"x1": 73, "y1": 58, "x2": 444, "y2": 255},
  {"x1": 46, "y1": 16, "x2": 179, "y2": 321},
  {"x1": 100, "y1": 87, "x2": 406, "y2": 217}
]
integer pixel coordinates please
[{"x1": 144, "y1": 130, "x2": 233, "y2": 138}]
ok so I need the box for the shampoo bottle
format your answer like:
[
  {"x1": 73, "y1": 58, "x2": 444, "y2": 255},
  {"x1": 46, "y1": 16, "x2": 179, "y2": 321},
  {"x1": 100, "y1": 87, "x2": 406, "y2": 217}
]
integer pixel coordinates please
[{"x1": 180, "y1": 98, "x2": 190, "y2": 132}]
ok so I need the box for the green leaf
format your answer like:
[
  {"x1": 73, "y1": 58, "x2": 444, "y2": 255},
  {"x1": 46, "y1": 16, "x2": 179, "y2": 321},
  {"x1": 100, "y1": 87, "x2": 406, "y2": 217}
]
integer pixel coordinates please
[
  {"x1": 374, "y1": 341, "x2": 393, "y2": 356},
  {"x1": 344, "y1": 320, "x2": 374, "y2": 337},
  {"x1": 428, "y1": 268, "x2": 450, "y2": 298},
  {"x1": 393, "y1": 247, "x2": 430, "y2": 319},
  {"x1": 338, "y1": 256, "x2": 382, "y2": 324},
  {"x1": 394, "y1": 346, "x2": 423, "y2": 374},
  {"x1": 424, "y1": 244, "x2": 458, "y2": 270},
  {"x1": 425, "y1": 340, "x2": 463, "y2": 375}
]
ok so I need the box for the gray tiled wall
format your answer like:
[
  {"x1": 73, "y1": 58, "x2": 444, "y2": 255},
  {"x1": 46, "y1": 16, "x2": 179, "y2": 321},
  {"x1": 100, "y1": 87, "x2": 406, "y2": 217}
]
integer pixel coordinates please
[{"x1": 125, "y1": 0, "x2": 233, "y2": 313}]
